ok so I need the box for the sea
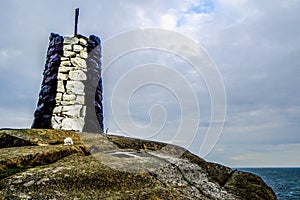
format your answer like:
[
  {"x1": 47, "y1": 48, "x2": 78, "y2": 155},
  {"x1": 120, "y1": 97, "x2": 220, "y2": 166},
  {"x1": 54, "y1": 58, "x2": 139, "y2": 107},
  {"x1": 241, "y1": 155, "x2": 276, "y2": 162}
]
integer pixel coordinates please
[{"x1": 238, "y1": 168, "x2": 300, "y2": 200}]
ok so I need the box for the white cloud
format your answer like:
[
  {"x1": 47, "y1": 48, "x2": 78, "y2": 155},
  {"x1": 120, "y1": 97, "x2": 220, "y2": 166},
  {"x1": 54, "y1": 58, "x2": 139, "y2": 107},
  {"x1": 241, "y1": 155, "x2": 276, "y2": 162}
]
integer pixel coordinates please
[
  {"x1": 0, "y1": 0, "x2": 299, "y2": 167},
  {"x1": 160, "y1": 14, "x2": 178, "y2": 30}
]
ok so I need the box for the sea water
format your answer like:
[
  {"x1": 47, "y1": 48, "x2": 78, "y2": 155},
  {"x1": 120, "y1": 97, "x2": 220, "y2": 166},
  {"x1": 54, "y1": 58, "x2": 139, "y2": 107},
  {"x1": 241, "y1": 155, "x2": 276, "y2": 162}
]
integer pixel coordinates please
[{"x1": 238, "y1": 168, "x2": 300, "y2": 200}]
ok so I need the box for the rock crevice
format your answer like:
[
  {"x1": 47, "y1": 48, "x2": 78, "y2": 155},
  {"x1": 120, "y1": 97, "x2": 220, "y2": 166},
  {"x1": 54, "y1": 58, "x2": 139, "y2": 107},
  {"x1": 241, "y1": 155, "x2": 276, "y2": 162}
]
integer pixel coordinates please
[{"x1": 0, "y1": 129, "x2": 277, "y2": 200}]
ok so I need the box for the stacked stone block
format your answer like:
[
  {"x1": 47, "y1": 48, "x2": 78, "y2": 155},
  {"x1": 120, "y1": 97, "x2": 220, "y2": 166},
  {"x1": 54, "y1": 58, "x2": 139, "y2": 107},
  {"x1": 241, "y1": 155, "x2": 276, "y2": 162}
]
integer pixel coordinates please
[
  {"x1": 32, "y1": 33, "x2": 103, "y2": 133},
  {"x1": 51, "y1": 36, "x2": 88, "y2": 132}
]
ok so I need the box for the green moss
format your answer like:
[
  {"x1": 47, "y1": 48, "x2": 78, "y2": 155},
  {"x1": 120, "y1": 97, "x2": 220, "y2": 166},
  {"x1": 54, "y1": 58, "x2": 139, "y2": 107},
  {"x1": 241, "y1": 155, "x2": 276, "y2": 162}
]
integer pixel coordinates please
[
  {"x1": 224, "y1": 171, "x2": 277, "y2": 200},
  {"x1": 108, "y1": 135, "x2": 167, "y2": 151},
  {"x1": 0, "y1": 129, "x2": 277, "y2": 199},
  {"x1": 0, "y1": 167, "x2": 24, "y2": 180}
]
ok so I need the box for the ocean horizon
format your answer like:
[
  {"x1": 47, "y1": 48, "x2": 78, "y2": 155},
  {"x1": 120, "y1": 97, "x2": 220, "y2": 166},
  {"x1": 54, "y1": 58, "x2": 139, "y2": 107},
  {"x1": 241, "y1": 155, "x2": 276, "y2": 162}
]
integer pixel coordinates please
[{"x1": 237, "y1": 167, "x2": 300, "y2": 200}]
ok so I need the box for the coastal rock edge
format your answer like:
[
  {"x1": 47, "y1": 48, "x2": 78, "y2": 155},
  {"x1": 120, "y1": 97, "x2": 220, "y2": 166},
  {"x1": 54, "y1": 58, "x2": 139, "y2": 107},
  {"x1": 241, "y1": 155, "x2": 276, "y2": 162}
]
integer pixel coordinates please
[{"x1": 0, "y1": 129, "x2": 277, "y2": 200}]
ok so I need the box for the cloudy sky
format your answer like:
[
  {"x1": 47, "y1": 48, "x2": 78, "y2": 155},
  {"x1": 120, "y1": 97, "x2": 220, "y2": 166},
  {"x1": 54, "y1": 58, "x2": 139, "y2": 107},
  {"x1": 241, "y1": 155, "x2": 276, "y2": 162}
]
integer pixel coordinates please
[{"x1": 0, "y1": 0, "x2": 299, "y2": 167}]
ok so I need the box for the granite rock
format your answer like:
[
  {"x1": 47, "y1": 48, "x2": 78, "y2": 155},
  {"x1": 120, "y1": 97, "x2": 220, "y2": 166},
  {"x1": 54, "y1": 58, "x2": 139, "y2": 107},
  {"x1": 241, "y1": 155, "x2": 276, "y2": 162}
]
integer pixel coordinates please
[{"x1": 0, "y1": 129, "x2": 277, "y2": 200}]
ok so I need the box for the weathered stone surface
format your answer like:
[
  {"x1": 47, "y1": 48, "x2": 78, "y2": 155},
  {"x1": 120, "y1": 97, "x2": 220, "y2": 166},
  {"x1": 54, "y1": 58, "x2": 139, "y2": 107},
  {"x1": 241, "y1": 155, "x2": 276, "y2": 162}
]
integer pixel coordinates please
[
  {"x1": 55, "y1": 92, "x2": 62, "y2": 103},
  {"x1": 79, "y1": 38, "x2": 88, "y2": 46},
  {"x1": 57, "y1": 73, "x2": 68, "y2": 80},
  {"x1": 0, "y1": 129, "x2": 82, "y2": 147},
  {"x1": 0, "y1": 129, "x2": 277, "y2": 200},
  {"x1": 51, "y1": 121, "x2": 61, "y2": 130},
  {"x1": 80, "y1": 106, "x2": 86, "y2": 117},
  {"x1": 71, "y1": 57, "x2": 87, "y2": 68},
  {"x1": 69, "y1": 70, "x2": 87, "y2": 80},
  {"x1": 0, "y1": 145, "x2": 84, "y2": 171},
  {"x1": 0, "y1": 132, "x2": 33, "y2": 149},
  {"x1": 61, "y1": 118, "x2": 84, "y2": 132},
  {"x1": 58, "y1": 66, "x2": 73, "y2": 73},
  {"x1": 224, "y1": 171, "x2": 277, "y2": 200},
  {"x1": 63, "y1": 50, "x2": 76, "y2": 57},
  {"x1": 56, "y1": 81, "x2": 65, "y2": 93},
  {"x1": 80, "y1": 50, "x2": 88, "y2": 59},
  {"x1": 52, "y1": 106, "x2": 62, "y2": 114},
  {"x1": 52, "y1": 116, "x2": 63, "y2": 124},
  {"x1": 62, "y1": 94, "x2": 76, "y2": 101},
  {"x1": 60, "y1": 57, "x2": 69, "y2": 61},
  {"x1": 60, "y1": 100, "x2": 75, "y2": 106},
  {"x1": 76, "y1": 95, "x2": 85, "y2": 104},
  {"x1": 73, "y1": 44, "x2": 84, "y2": 52},
  {"x1": 64, "y1": 37, "x2": 79, "y2": 45},
  {"x1": 60, "y1": 60, "x2": 72, "y2": 66},
  {"x1": 62, "y1": 105, "x2": 82, "y2": 117},
  {"x1": 63, "y1": 45, "x2": 72, "y2": 51},
  {"x1": 65, "y1": 81, "x2": 85, "y2": 95}
]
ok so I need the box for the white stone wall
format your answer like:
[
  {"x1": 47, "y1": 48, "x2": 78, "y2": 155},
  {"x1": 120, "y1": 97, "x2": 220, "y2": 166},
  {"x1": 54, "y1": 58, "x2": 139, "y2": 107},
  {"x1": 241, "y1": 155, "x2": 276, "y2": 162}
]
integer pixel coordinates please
[{"x1": 51, "y1": 37, "x2": 88, "y2": 132}]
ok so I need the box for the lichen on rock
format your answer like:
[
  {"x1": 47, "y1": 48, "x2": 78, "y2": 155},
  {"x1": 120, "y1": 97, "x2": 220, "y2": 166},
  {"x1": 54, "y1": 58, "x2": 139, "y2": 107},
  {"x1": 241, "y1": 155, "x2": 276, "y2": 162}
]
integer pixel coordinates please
[{"x1": 0, "y1": 129, "x2": 277, "y2": 200}]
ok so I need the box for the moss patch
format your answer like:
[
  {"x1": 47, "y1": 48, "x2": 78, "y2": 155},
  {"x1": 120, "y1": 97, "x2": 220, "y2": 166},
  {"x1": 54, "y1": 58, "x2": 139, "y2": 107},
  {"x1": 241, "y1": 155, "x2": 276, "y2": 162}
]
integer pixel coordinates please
[{"x1": 0, "y1": 167, "x2": 24, "y2": 180}]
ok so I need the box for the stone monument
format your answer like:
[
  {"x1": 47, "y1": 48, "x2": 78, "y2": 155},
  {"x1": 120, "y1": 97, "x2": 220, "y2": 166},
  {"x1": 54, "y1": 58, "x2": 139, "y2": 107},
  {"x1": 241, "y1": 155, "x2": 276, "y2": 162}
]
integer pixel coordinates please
[{"x1": 32, "y1": 9, "x2": 103, "y2": 133}]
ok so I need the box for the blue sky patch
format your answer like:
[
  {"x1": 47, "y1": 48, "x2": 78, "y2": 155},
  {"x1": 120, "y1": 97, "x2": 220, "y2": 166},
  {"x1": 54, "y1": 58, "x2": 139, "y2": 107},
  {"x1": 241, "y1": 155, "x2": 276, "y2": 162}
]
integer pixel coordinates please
[{"x1": 187, "y1": 0, "x2": 215, "y2": 14}]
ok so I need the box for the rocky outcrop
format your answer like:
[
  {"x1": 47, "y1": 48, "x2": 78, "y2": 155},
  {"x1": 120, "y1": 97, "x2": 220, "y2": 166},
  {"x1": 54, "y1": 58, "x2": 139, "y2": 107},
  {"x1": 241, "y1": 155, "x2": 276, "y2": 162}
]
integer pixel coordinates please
[{"x1": 0, "y1": 129, "x2": 277, "y2": 200}]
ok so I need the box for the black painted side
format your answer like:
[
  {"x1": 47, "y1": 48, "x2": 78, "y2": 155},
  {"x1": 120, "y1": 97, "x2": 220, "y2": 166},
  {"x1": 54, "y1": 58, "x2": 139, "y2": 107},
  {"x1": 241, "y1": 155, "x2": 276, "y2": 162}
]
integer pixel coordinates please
[{"x1": 32, "y1": 33, "x2": 63, "y2": 128}]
